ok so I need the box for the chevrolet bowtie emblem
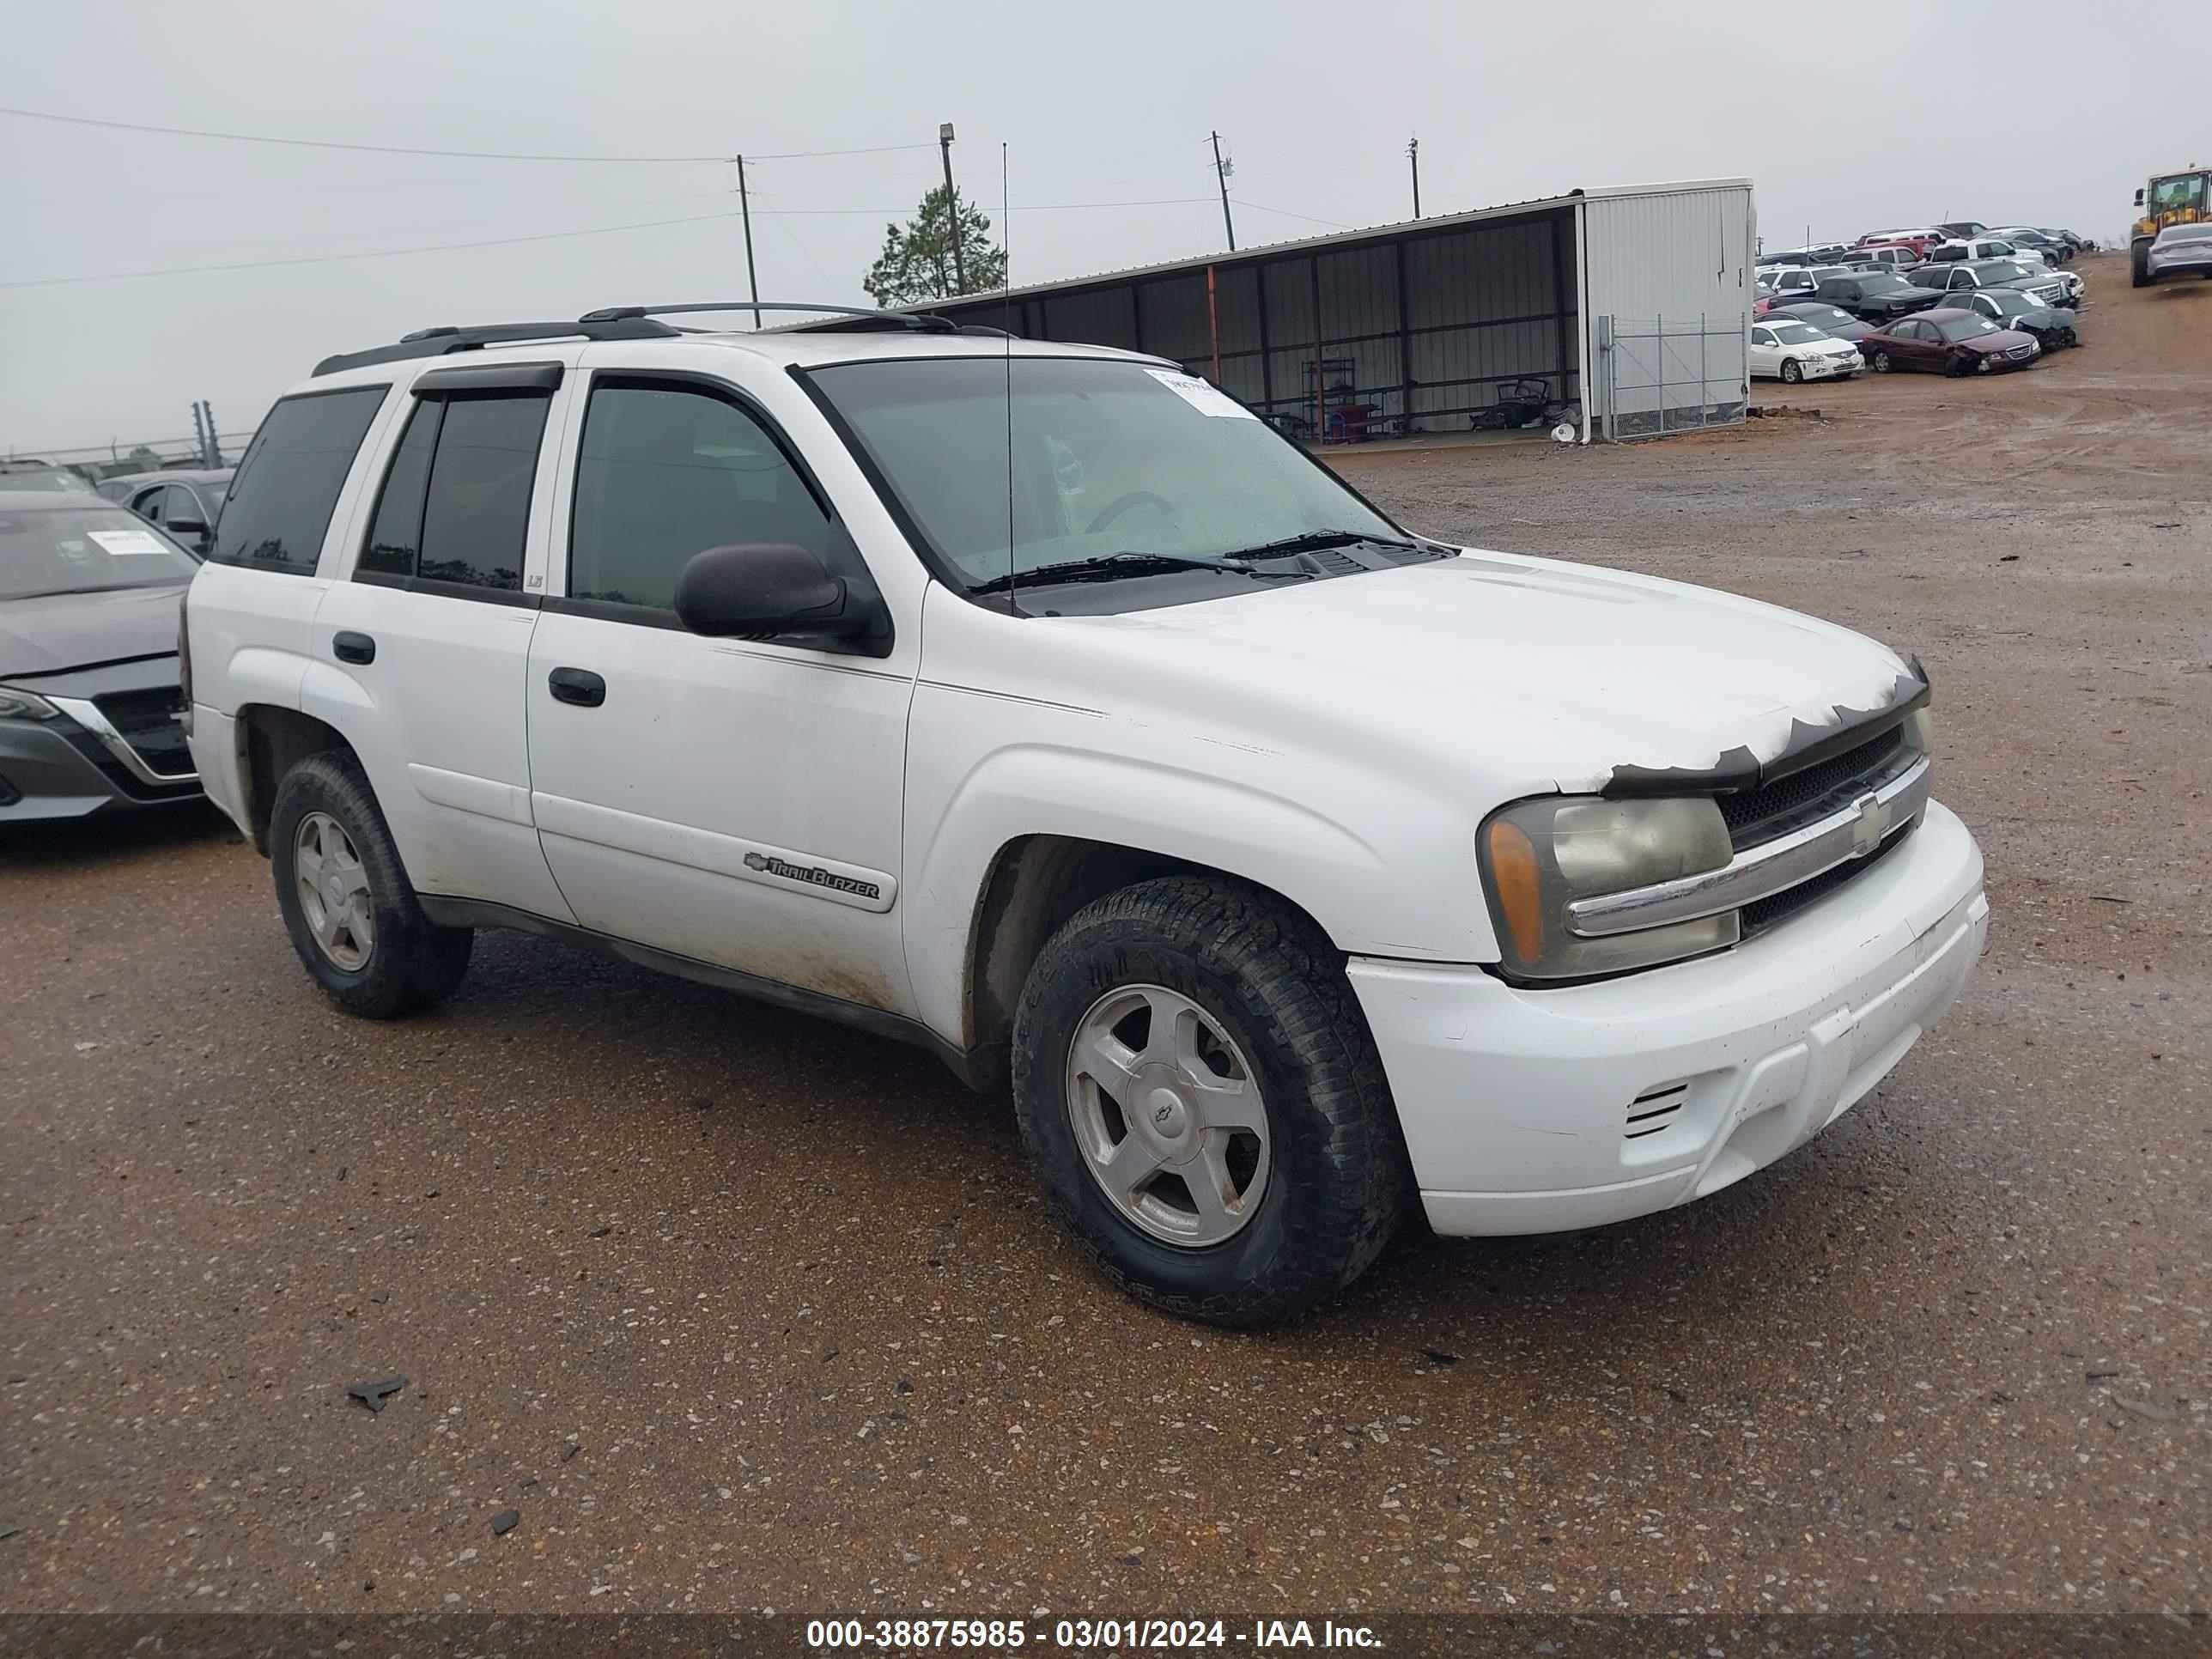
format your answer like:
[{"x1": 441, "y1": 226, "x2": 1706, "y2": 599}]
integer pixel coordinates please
[{"x1": 1848, "y1": 791, "x2": 1888, "y2": 858}]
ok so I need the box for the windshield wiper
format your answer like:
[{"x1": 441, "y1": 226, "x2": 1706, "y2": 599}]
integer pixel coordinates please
[
  {"x1": 1221, "y1": 528, "x2": 1424, "y2": 560},
  {"x1": 968, "y1": 550, "x2": 1305, "y2": 596}
]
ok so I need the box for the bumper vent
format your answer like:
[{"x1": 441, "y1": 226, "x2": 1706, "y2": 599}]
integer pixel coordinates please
[
  {"x1": 0, "y1": 772, "x2": 17, "y2": 807},
  {"x1": 1625, "y1": 1081, "x2": 1690, "y2": 1139},
  {"x1": 92, "y1": 687, "x2": 191, "y2": 776}
]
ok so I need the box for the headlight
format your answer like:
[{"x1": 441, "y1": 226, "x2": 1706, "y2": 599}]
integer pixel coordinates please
[
  {"x1": 1479, "y1": 795, "x2": 1738, "y2": 981},
  {"x1": 0, "y1": 685, "x2": 62, "y2": 722}
]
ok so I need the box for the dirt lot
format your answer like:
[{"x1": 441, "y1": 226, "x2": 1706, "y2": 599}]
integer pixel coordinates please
[{"x1": 3, "y1": 255, "x2": 2206, "y2": 1620}]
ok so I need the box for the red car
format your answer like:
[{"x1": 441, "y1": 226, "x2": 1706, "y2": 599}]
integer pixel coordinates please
[{"x1": 1860, "y1": 307, "x2": 2044, "y2": 376}]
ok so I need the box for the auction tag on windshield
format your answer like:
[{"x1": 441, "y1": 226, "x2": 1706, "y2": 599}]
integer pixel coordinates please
[
  {"x1": 1145, "y1": 368, "x2": 1256, "y2": 419},
  {"x1": 87, "y1": 528, "x2": 174, "y2": 558}
]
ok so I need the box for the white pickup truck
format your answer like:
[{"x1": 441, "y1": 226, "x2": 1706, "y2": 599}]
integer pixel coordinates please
[{"x1": 185, "y1": 306, "x2": 1989, "y2": 1324}]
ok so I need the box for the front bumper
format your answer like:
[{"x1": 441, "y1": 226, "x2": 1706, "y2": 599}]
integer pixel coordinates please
[
  {"x1": 1348, "y1": 799, "x2": 1987, "y2": 1236},
  {"x1": 0, "y1": 665, "x2": 200, "y2": 823}
]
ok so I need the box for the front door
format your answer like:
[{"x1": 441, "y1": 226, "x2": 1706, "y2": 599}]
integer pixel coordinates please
[{"x1": 524, "y1": 367, "x2": 918, "y2": 1017}]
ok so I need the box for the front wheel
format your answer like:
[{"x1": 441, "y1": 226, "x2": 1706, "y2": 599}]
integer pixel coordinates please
[
  {"x1": 1012, "y1": 877, "x2": 1408, "y2": 1327},
  {"x1": 1780, "y1": 359, "x2": 1803, "y2": 385},
  {"x1": 1871, "y1": 350, "x2": 1893, "y2": 374},
  {"x1": 270, "y1": 753, "x2": 472, "y2": 1018},
  {"x1": 2131, "y1": 244, "x2": 2151, "y2": 287}
]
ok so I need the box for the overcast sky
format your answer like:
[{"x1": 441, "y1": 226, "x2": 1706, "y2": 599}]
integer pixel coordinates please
[{"x1": 3, "y1": 0, "x2": 2202, "y2": 456}]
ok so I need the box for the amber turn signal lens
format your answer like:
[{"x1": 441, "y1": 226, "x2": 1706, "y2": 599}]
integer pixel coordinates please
[{"x1": 1485, "y1": 818, "x2": 1544, "y2": 965}]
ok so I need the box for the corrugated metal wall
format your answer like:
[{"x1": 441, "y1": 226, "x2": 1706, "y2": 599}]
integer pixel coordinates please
[
  {"x1": 1583, "y1": 185, "x2": 1755, "y2": 433},
  {"x1": 935, "y1": 208, "x2": 1580, "y2": 441}
]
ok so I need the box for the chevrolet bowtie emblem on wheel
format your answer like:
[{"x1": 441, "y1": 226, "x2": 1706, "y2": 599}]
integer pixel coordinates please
[{"x1": 1849, "y1": 791, "x2": 1890, "y2": 858}]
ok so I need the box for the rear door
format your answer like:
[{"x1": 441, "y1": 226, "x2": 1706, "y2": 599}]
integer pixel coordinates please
[
  {"x1": 302, "y1": 356, "x2": 577, "y2": 921},
  {"x1": 522, "y1": 356, "x2": 919, "y2": 1016}
]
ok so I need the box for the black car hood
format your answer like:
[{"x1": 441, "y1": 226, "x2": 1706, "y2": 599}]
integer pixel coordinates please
[{"x1": 0, "y1": 582, "x2": 187, "y2": 679}]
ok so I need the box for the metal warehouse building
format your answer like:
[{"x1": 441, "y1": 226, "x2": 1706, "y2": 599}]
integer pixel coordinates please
[{"x1": 921, "y1": 178, "x2": 1755, "y2": 442}]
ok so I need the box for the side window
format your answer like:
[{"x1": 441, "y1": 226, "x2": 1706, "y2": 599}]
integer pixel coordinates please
[
  {"x1": 567, "y1": 380, "x2": 832, "y2": 613},
  {"x1": 417, "y1": 394, "x2": 548, "y2": 592},
  {"x1": 356, "y1": 392, "x2": 549, "y2": 593},
  {"x1": 359, "y1": 398, "x2": 441, "y2": 580},
  {"x1": 210, "y1": 386, "x2": 386, "y2": 574},
  {"x1": 165, "y1": 484, "x2": 209, "y2": 526},
  {"x1": 1752, "y1": 327, "x2": 1772, "y2": 346},
  {"x1": 131, "y1": 485, "x2": 167, "y2": 524}
]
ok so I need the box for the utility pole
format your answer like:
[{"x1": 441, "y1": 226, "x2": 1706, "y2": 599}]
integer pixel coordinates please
[
  {"x1": 734, "y1": 155, "x2": 760, "y2": 327},
  {"x1": 1211, "y1": 131, "x2": 1237, "y2": 252},
  {"x1": 939, "y1": 122, "x2": 966, "y2": 292},
  {"x1": 1407, "y1": 136, "x2": 1421, "y2": 219}
]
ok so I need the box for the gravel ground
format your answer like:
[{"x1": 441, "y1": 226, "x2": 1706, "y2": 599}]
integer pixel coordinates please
[{"x1": 2, "y1": 256, "x2": 2205, "y2": 1620}]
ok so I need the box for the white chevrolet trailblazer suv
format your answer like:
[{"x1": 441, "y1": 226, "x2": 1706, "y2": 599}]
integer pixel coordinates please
[{"x1": 185, "y1": 304, "x2": 1990, "y2": 1324}]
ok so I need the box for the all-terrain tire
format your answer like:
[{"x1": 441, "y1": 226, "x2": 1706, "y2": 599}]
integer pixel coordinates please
[
  {"x1": 1012, "y1": 876, "x2": 1409, "y2": 1327},
  {"x1": 269, "y1": 752, "x2": 471, "y2": 1018}
]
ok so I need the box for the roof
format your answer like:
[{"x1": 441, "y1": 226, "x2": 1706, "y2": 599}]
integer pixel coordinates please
[
  {"x1": 916, "y1": 177, "x2": 1753, "y2": 313},
  {"x1": 101, "y1": 468, "x2": 232, "y2": 487}
]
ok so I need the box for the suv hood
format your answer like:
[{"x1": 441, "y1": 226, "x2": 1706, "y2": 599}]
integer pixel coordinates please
[
  {"x1": 0, "y1": 583, "x2": 186, "y2": 679},
  {"x1": 1079, "y1": 550, "x2": 1918, "y2": 794}
]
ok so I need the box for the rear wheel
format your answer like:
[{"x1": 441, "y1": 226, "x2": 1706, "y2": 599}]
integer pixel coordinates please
[
  {"x1": 1012, "y1": 877, "x2": 1407, "y2": 1327},
  {"x1": 270, "y1": 753, "x2": 471, "y2": 1018}
]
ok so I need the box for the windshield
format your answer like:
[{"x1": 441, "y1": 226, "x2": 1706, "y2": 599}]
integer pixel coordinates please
[
  {"x1": 1768, "y1": 323, "x2": 1826, "y2": 345},
  {"x1": 1801, "y1": 306, "x2": 1855, "y2": 325},
  {"x1": 1936, "y1": 315, "x2": 2002, "y2": 343},
  {"x1": 0, "y1": 466, "x2": 96, "y2": 494},
  {"x1": 1857, "y1": 275, "x2": 1906, "y2": 294},
  {"x1": 0, "y1": 504, "x2": 198, "y2": 599},
  {"x1": 1977, "y1": 261, "x2": 2031, "y2": 282},
  {"x1": 808, "y1": 356, "x2": 1405, "y2": 591},
  {"x1": 1980, "y1": 291, "x2": 2031, "y2": 315}
]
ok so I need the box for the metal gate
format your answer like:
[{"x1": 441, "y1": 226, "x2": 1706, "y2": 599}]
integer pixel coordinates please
[{"x1": 1595, "y1": 315, "x2": 1747, "y2": 440}]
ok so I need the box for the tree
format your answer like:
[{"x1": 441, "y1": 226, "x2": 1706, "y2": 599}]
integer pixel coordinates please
[{"x1": 862, "y1": 183, "x2": 1007, "y2": 307}]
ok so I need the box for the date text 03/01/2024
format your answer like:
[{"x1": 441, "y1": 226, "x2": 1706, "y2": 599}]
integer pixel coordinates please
[{"x1": 805, "y1": 1619, "x2": 1384, "y2": 1650}]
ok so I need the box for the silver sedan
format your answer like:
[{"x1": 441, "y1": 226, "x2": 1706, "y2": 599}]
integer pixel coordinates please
[{"x1": 2146, "y1": 223, "x2": 2212, "y2": 283}]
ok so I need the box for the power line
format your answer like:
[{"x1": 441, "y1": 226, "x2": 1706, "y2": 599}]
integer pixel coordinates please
[
  {"x1": 0, "y1": 208, "x2": 742, "y2": 289},
  {"x1": 750, "y1": 196, "x2": 1213, "y2": 216},
  {"x1": 0, "y1": 103, "x2": 934, "y2": 166},
  {"x1": 1235, "y1": 198, "x2": 1356, "y2": 230}
]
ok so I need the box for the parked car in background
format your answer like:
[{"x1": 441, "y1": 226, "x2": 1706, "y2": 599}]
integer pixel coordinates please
[
  {"x1": 1911, "y1": 258, "x2": 2078, "y2": 311},
  {"x1": 1986, "y1": 228, "x2": 2071, "y2": 265},
  {"x1": 106, "y1": 469, "x2": 233, "y2": 556},
  {"x1": 1857, "y1": 229, "x2": 1941, "y2": 256},
  {"x1": 1926, "y1": 237, "x2": 2053, "y2": 270},
  {"x1": 1771, "y1": 301, "x2": 1877, "y2": 343},
  {"x1": 1936, "y1": 221, "x2": 1988, "y2": 238},
  {"x1": 2145, "y1": 223, "x2": 2212, "y2": 283},
  {"x1": 1948, "y1": 288, "x2": 2078, "y2": 349},
  {"x1": 1750, "y1": 319, "x2": 1863, "y2": 382},
  {"x1": 0, "y1": 460, "x2": 96, "y2": 495},
  {"x1": 1816, "y1": 271, "x2": 1947, "y2": 321},
  {"x1": 1765, "y1": 264, "x2": 1856, "y2": 301},
  {"x1": 1860, "y1": 308, "x2": 2043, "y2": 376},
  {"x1": 1759, "y1": 248, "x2": 1820, "y2": 268},
  {"x1": 0, "y1": 491, "x2": 203, "y2": 820},
  {"x1": 1848, "y1": 244, "x2": 1926, "y2": 271}
]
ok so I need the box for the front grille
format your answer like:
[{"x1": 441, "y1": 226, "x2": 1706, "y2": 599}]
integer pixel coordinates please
[
  {"x1": 93, "y1": 686, "x2": 191, "y2": 775},
  {"x1": 1741, "y1": 817, "x2": 1914, "y2": 935},
  {"x1": 1718, "y1": 723, "x2": 1910, "y2": 849}
]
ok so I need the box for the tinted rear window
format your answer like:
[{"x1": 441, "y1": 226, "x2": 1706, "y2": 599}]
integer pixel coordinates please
[
  {"x1": 416, "y1": 394, "x2": 548, "y2": 592},
  {"x1": 209, "y1": 387, "x2": 386, "y2": 575}
]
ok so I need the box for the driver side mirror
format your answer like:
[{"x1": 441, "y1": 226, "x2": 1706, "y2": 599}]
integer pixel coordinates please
[
  {"x1": 672, "y1": 542, "x2": 888, "y2": 654},
  {"x1": 166, "y1": 514, "x2": 209, "y2": 541}
]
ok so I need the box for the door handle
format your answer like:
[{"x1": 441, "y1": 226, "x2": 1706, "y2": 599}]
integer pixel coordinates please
[
  {"x1": 548, "y1": 667, "x2": 605, "y2": 708},
  {"x1": 333, "y1": 631, "x2": 375, "y2": 665}
]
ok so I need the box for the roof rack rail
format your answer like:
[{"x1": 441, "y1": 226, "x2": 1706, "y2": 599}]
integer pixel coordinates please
[
  {"x1": 311, "y1": 299, "x2": 1006, "y2": 378},
  {"x1": 579, "y1": 301, "x2": 959, "y2": 334},
  {"x1": 313, "y1": 315, "x2": 681, "y2": 377}
]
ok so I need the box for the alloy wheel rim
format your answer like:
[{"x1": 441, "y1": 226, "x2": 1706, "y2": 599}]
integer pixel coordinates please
[
  {"x1": 1064, "y1": 983, "x2": 1271, "y2": 1249},
  {"x1": 294, "y1": 811, "x2": 375, "y2": 970}
]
